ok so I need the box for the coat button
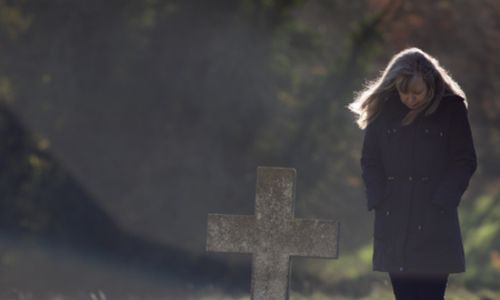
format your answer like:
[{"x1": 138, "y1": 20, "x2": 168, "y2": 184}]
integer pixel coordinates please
[
  {"x1": 399, "y1": 266, "x2": 404, "y2": 271},
  {"x1": 418, "y1": 225, "x2": 422, "y2": 231},
  {"x1": 440, "y1": 131, "x2": 444, "y2": 137},
  {"x1": 385, "y1": 211, "x2": 390, "y2": 216},
  {"x1": 408, "y1": 176, "x2": 413, "y2": 181},
  {"x1": 425, "y1": 129, "x2": 429, "y2": 133},
  {"x1": 392, "y1": 128, "x2": 397, "y2": 133}
]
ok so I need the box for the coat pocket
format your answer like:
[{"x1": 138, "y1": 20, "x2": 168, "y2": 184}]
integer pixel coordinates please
[{"x1": 421, "y1": 202, "x2": 455, "y2": 246}]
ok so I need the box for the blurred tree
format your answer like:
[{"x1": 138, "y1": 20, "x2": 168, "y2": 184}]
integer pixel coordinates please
[{"x1": 0, "y1": 0, "x2": 498, "y2": 296}]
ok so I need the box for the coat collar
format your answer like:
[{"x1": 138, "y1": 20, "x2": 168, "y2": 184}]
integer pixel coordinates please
[
  {"x1": 382, "y1": 90, "x2": 455, "y2": 124},
  {"x1": 382, "y1": 91, "x2": 412, "y2": 122}
]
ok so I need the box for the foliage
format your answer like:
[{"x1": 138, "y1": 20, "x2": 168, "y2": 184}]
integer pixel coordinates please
[
  {"x1": 460, "y1": 190, "x2": 500, "y2": 289},
  {"x1": 0, "y1": 0, "x2": 499, "y2": 298}
]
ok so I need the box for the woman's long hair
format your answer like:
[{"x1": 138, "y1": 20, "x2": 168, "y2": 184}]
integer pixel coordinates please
[{"x1": 348, "y1": 47, "x2": 467, "y2": 129}]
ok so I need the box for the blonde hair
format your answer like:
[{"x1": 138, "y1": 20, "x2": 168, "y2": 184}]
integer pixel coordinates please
[{"x1": 348, "y1": 47, "x2": 467, "y2": 129}]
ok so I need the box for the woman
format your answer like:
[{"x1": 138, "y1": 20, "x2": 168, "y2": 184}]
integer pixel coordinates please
[{"x1": 348, "y1": 47, "x2": 477, "y2": 300}]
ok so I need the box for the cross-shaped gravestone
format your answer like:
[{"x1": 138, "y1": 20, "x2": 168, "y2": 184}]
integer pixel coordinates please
[{"x1": 206, "y1": 166, "x2": 340, "y2": 300}]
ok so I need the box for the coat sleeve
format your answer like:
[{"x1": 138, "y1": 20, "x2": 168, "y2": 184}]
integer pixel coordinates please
[
  {"x1": 361, "y1": 120, "x2": 387, "y2": 212},
  {"x1": 431, "y1": 99, "x2": 478, "y2": 210}
]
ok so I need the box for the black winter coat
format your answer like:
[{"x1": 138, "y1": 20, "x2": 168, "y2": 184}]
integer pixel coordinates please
[{"x1": 361, "y1": 92, "x2": 477, "y2": 275}]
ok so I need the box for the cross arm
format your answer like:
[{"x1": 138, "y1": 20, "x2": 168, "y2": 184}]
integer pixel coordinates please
[
  {"x1": 206, "y1": 214, "x2": 257, "y2": 253},
  {"x1": 288, "y1": 219, "x2": 340, "y2": 258}
]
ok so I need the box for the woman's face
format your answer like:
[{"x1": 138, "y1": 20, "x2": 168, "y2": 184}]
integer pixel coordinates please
[{"x1": 397, "y1": 75, "x2": 429, "y2": 110}]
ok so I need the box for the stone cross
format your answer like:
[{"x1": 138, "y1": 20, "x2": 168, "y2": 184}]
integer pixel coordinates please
[{"x1": 206, "y1": 167, "x2": 340, "y2": 300}]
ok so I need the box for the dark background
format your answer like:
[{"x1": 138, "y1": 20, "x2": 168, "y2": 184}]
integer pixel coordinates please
[{"x1": 0, "y1": 0, "x2": 499, "y2": 299}]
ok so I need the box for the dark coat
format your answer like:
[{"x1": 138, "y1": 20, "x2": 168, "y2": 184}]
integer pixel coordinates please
[{"x1": 360, "y1": 92, "x2": 477, "y2": 275}]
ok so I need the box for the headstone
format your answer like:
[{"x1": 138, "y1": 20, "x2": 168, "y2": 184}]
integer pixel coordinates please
[{"x1": 206, "y1": 167, "x2": 340, "y2": 300}]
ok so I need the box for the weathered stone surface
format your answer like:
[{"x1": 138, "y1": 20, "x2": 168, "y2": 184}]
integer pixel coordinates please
[{"x1": 206, "y1": 166, "x2": 340, "y2": 300}]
